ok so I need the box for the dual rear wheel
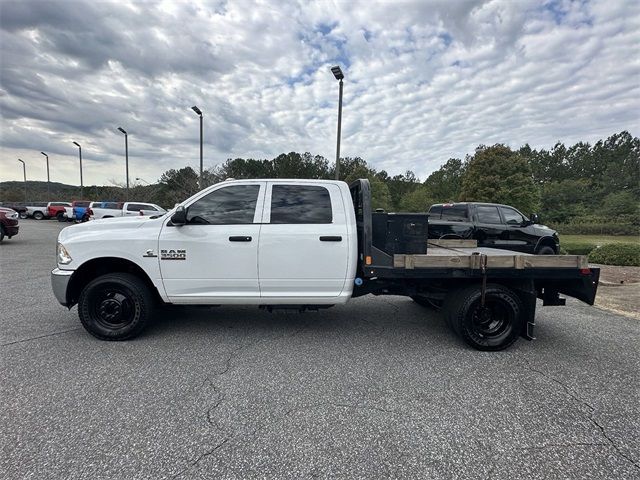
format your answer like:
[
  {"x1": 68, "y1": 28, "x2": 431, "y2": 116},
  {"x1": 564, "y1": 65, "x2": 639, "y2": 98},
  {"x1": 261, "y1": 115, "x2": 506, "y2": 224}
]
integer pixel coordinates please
[{"x1": 414, "y1": 284, "x2": 523, "y2": 351}]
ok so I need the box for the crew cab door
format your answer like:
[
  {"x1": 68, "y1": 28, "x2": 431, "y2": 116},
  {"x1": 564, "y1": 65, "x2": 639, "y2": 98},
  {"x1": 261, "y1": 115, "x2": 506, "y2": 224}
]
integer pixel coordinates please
[
  {"x1": 258, "y1": 182, "x2": 349, "y2": 298},
  {"x1": 473, "y1": 205, "x2": 508, "y2": 248},
  {"x1": 499, "y1": 206, "x2": 533, "y2": 253},
  {"x1": 158, "y1": 182, "x2": 265, "y2": 300}
]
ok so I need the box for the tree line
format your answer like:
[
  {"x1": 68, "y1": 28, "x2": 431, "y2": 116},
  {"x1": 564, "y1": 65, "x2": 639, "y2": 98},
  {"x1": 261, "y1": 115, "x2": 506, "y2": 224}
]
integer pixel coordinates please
[{"x1": 2, "y1": 131, "x2": 638, "y2": 232}]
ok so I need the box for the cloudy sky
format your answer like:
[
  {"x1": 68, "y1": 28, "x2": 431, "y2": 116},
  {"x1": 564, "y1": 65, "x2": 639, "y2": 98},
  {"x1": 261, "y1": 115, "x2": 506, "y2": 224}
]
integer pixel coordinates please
[{"x1": 0, "y1": 0, "x2": 638, "y2": 186}]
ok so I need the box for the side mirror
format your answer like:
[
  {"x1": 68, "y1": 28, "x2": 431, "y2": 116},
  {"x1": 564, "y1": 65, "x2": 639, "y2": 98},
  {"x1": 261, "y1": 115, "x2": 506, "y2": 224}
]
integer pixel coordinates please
[
  {"x1": 171, "y1": 205, "x2": 187, "y2": 226},
  {"x1": 529, "y1": 213, "x2": 539, "y2": 224}
]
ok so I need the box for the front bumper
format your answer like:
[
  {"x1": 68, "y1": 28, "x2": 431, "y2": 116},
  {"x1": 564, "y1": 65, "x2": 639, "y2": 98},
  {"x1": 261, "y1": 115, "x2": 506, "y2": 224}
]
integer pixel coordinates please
[
  {"x1": 4, "y1": 225, "x2": 19, "y2": 237},
  {"x1": 51, "y1": 268, "x2": 74, "y2": 306}
]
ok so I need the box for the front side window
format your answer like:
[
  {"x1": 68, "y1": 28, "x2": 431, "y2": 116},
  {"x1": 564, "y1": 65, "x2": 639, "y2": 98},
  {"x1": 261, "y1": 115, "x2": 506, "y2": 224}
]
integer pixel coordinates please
[
  {"x1": 270, "y1": 185, "x2": 332, "y2": 224},
  {"x1": 500, "y1": 207, "x2": 525, "y2": 225},
  {"x1": 187, "y1": 185, "x2": 260, "y2": 225},
  {"x1": 476, "y1": 205, "x2": 503, "y2": 224}
]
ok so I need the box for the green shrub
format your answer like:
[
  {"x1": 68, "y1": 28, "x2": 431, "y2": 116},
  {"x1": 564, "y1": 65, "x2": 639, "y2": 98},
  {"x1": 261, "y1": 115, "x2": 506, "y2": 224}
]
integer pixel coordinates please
[
  {"x1": 561, "y1": 241, "x2": 598, "y2": 255},
  {"x1": 554, "y1": 223, "x2": 640, "y2": 236},
  {"x1": 588, "y1": 243, "x2": 640, "y2": 266}
]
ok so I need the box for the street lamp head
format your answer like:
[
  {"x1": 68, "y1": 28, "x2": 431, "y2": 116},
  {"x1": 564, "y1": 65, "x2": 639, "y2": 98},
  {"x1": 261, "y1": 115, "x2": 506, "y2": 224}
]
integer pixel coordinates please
[
  {"x1": 191, "y1": 105, "x2": 202, "y2": 116},
  {"x1": 40, "y1": 151, "x2": 47, "y2": 157},
  {"x1": 331, "y1": 65, "x2": 344, "y2": 80},
  {"x1": 18, "y1": 159, "x2": 25, "y2": 164},
  {"x1": 117, "y1": 127, "x2": 127, "y2": 135},
  {"x1": 73, "y1": 141, "x2": 81, "y2": 147}
]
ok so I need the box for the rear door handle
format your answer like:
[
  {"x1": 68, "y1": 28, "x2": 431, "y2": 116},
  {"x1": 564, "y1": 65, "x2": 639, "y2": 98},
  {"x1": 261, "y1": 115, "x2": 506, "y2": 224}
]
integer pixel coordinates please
[
  {"x1": 229, "y1": 236, "x2": 252, "y2": 242},
  {"x1": 319, "y1": 236, "x2": 342, "y2": 242}
]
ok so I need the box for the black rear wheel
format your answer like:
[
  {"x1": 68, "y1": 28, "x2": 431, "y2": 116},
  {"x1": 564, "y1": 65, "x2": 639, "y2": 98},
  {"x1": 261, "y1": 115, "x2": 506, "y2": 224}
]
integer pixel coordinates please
[
  {"x1": 443, "y1": 284, "x2": 523, "y2": 351},
  {"x1": 78, "y1": 273, "x2": 154, "y2": 340},
  {"x1": 57, "y1": 212, "x2": 66, "y2": 222}
]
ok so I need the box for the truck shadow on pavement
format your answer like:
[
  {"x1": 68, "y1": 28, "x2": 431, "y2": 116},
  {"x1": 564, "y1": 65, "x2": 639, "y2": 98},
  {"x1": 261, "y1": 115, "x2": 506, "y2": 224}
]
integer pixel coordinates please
[{"x1": 144, "y1": 299, "x2": 461, "y2": 349}]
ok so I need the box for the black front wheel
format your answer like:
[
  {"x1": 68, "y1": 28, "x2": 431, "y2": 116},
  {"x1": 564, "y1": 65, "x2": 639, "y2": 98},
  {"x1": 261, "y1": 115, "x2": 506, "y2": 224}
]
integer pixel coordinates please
[
  {"x1": 78, "y1": 273, "x2": 154, "y2": 340},
  {"x1": 537, "y1": 246, "x2": 555, "y2": 255},
  {"x1": 443, "y1": 284, "x2": 523, "y2": 351}
]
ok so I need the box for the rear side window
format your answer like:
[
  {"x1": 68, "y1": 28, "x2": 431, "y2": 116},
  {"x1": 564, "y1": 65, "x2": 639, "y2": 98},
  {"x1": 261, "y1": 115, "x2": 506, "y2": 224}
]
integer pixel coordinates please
[
  {"x1": 127, "y1": 203, "x2": 147, "y2": 212},
  {"x1": 476, "y1": 205, "x2": 502, "y2": 224},
  {"x1": 429, "y1": 204, "x2": 468, "y2": 221},
  {"x1": 187, "y1": 184, "x2": 260, "y2": 225},
  {"x1": 270, "y1": 185, "x2": 332, "y2": 224}
]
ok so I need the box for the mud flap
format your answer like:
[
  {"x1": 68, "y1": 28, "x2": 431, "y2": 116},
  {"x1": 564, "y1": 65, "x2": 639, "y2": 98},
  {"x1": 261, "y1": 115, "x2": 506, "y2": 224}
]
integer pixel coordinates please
[{"x1": 515, "y1": 280, "x2": 537, "y2": 341}]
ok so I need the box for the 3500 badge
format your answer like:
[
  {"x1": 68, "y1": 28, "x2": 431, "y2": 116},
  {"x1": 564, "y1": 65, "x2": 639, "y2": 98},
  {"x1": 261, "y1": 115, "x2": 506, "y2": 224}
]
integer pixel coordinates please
[{"x1": 160, "y1": 249, "x2": 186, "y2": 260}]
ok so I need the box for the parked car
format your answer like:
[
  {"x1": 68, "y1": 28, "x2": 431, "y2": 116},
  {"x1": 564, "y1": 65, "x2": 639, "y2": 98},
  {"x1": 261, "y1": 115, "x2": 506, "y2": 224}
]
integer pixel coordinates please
[
  {"x1": 47, "y1": 202, "x2": 72, "y2": 221},
  {"x1": 0, "y1": 203, "x2": 28, "y2": 219},
  {"x1": 88, "y1": 201, "x2": 166, "y2": 220},
  {"x1": 427, "y1": 202, "x2": 559, "y2": 254},
  {"x1": 0, "y1": 207, "x2": 19, "y2": 242},
  {"x1": 23, "y1": 202, "x2": 71, "y2": 220},
  {"x1": 25, "y1": 202, "x2": 49, "y2": 220},
  {"x1": 63, "y1": 201, "x2": 92, "y2": 222},
  {"x1": 51, "y1": 178, "x2": 599, "y2": 351}
]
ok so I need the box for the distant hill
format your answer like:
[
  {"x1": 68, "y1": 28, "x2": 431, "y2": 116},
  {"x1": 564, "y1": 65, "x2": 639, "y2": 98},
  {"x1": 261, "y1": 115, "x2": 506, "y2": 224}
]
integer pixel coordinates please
[{"x1": 0, "y1": 180, "x2": 156, "y2": 204}]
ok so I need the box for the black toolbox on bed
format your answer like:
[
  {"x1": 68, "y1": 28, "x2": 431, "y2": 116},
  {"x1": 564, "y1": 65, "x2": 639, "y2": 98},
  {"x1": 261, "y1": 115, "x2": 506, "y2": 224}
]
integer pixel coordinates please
[{"x1": 371, "y1": 212, "x2": 429, "y2": 255}]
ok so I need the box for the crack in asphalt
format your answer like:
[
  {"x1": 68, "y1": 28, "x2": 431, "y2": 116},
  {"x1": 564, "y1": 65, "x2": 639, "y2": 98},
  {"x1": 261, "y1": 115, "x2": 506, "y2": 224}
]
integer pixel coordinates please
[
  {"x1": 169, "y1": 438, "x2": 230, "y2": 480},
  {"x1": 0, "y1": 327, "x2": 82, "y2": 347},
  {"x1": 524, "y1": 362, "x2": 639, "y2": 470},
  {"x1": 169, "y1": 318, "x2": 312, "y2": 479}
]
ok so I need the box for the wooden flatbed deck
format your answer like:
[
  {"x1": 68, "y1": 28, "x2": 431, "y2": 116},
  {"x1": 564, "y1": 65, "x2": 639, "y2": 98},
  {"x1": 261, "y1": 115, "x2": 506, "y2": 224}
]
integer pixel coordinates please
[{"x1": 394, "y1": 243, "x2": 588, "y2": 270}]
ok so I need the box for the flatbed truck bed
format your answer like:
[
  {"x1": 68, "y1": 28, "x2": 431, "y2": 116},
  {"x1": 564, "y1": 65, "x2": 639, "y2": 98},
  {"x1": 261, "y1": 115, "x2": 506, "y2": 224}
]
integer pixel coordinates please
[{"x1": 349, "y1": 179, "x2": 599, "y2": 350}]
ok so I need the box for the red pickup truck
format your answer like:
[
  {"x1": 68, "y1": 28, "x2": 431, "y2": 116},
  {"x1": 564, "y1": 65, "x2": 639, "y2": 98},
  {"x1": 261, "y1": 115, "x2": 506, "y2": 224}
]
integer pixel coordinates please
[{"x1": 47, "y1": 202, "x2": 71, "y2": 221}]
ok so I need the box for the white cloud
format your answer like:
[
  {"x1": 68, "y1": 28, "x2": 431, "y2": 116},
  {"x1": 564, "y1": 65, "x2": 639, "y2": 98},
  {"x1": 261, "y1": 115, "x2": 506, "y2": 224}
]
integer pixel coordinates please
[{"x1": 0, "y1": 0, "x2": 638, "y2": 187}]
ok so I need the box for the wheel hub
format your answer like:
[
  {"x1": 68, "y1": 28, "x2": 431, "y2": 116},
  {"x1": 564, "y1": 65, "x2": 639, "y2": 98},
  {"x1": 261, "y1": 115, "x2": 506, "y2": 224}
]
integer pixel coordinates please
[{"x1": 99, "y1": 298, "x2": 123, "y2": 322}]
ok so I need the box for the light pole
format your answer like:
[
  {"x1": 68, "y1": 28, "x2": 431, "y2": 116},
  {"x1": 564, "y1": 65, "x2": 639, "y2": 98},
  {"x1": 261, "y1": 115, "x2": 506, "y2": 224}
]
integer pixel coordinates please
[
  {"x1": 72, "y1": 141, "x2": 84, "y2": 198},
  {"x1": 17, "y1": 159, "x2": 27, "y2": 203},
  {"x1": 40, "y1": 151, "x2": 50, "y2": 200},
  {"x1": 117, "y1": 127, "x2": 129, "y2": 200},
  {"x1": 331, "y1": 65, "x2": 344, "y2": 180},
  {"x1": 191, "y1": 106, "x2": 203, "y2": 188}
]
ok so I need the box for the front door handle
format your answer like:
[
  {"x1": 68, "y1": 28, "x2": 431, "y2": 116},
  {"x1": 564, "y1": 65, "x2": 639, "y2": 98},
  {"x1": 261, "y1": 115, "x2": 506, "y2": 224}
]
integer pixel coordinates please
[
  {"x1": 319, "y1": 236, "x2": 342, "y2": 242},
  {"x1": 229, "y1": 236, "x2": 252, "y2": 242}
]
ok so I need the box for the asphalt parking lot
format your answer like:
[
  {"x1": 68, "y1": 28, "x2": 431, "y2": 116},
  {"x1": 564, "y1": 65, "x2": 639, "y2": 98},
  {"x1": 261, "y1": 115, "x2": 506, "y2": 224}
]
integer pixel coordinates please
[{"x1": 1, "y1": 220, "x2": 639, "y2": 480}]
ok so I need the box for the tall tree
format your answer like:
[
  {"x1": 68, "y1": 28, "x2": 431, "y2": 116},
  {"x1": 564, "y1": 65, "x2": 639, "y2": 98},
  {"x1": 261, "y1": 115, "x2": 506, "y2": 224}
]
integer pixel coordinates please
[
  {"x1": 424, "y1": 158, "x2": 466, "y2": 203},
  {"x1": 460, "y1": 145, "x2": 540, "y2": 214}
]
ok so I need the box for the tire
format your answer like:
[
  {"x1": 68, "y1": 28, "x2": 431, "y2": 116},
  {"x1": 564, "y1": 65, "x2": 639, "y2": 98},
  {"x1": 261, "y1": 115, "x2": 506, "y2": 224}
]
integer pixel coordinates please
[
  {"x1": 0, "y1": 226, "x2": 4, "y2": 243},
  {"x1": 33, "y1": 211, "x2": 45, "y2": 220},
  {"x1": 78, "y1": 273, "x2": 155, "y2": 341},
  {"x1": 537, "y1": 246, "x2": 555, "y2": 255},
  {"x1": 57, "y1": 212, "x2": 66, "y2": 222},
  {"x1": 81, "y1": 214, "x2": 90, "y2": 222},
  {"x1": 19, "y1": 212, "x2": 27, "y2": 219},
  {"x1": 411, "y1": 295, "x2": 443, "y2": 310},
  {"x1": 443, "y1": 284, "x2": 523, "y2": 351}
]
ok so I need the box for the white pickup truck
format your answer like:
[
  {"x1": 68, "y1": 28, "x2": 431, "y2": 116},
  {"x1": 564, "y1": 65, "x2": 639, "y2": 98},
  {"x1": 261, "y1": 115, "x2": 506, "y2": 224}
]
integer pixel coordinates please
[
  {"x1": 89, "y1": 201, "x2": 166, "y2": 220},
  {"x1": 51, "y1": 179, "x2": 600, "y2": 351}
]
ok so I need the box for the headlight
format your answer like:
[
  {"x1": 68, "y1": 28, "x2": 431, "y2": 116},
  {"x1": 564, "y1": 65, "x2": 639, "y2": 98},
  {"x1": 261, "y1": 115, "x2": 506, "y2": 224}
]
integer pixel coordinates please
[
  {"x1": 8, "y1": 211, "x2": 18, "y2": 219},
  {"x1": 57, "y1": 243, "x2": 72, "y2": 265}
]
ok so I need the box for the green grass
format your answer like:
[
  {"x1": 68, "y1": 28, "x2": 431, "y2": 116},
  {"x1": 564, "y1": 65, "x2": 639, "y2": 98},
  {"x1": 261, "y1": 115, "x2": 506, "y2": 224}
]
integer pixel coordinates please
[{"x1": 560, "y1": 235, "x2": 639, "y2": 245}]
